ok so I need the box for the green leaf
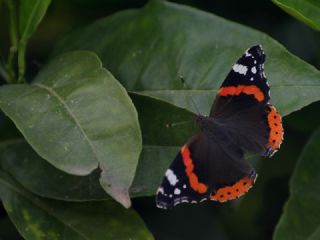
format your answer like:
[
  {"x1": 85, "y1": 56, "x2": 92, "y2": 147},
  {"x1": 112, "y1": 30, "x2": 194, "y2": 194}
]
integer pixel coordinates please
[
  {"x1": 273, "y1": 127, "x2": 320, "y2": 240},
  {"x1": 0, "y1": 51, "x2": 142, "y2": 207},
  {"x1": 19, "y1": 0, "x2": 51, "y2": 38},
  {"x1": 53, "y1": 0, "x2": 320, "y2": 117},
  {"x1": 0, "y1": 171, "x2": 153, "y2": 240},
  {"x1": 0, "y1": 95, "x2": 190, "y2": 201},
  {"x1": 18, "y1": 0, "x2": 51, "y2": 82},
  {"x1": 272, "y1": 0, "x2": 320, "y2": 31}
]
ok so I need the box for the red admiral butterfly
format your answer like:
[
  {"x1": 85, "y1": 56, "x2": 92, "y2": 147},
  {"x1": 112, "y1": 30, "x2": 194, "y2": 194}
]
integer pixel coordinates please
[{"x1": 156, "y1": 45, "x2": 284, "y2": 209}]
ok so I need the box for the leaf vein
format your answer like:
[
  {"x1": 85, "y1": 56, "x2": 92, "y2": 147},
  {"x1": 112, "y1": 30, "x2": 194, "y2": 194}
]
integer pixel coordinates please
[{"x1": 33, "y1": 83, "x2": 99, "y2": 166}]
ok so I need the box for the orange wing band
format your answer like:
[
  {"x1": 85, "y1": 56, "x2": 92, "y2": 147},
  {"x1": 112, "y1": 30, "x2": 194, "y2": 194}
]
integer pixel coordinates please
[
  {"x1": 218, "y1": 85, "x2": 265, "y2": 102},
  {"x1": 181, "y1": 146, "x2": 208, "y2": 194},
  {"x1": 210, "y1": 174, "x2": 257, "y2": 202},
  {"x1": 267, "y1": 105, "x2": 283, "y2": 151}
]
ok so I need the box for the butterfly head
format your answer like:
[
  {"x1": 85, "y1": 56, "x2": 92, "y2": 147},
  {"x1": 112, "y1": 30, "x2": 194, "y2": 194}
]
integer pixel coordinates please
[{"x1": 194, "y1": 115, "x2": 214, "y2": 130}]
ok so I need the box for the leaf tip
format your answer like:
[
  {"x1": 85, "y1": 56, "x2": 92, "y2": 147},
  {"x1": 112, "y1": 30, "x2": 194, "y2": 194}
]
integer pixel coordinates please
[
  {"x1": 110, "y1": 187, "x2": 132, "y2": 208},
  {"x1": 100, "y1": 178, "x2": 132, "y2": 208}
]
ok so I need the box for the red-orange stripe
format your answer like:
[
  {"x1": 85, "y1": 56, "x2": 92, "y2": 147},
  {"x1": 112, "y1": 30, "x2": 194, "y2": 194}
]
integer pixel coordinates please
[
  {"x1": 218, "y1": 85, "x2": 265, "y2": 102},
  {"x1": 210, "y1": 174, "x2": 257, "y2": 202},
  {"x1": 267, "y1": 105, "x2": 283, "y2": 150},
  {"x1": 181, "y1": 145, "x2": 208, "y2": 194}
]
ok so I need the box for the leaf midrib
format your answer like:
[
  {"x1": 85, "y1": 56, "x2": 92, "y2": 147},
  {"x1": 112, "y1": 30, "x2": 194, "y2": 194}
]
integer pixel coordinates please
[{"x1": 33, "y1": 83, "x2": 100, "y2": 166}]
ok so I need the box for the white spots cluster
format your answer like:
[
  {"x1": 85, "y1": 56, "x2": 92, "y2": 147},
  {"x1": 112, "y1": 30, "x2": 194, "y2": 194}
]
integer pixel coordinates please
[
  {"x1": 233, "y1": 64, "x2": 248, "y2": 75},
  {"x1": 174, "y1": 188, "x2": 181, "y2": 195},
  {"x1": 165, "y1": 169, "x2": 179, "y2": 186}
]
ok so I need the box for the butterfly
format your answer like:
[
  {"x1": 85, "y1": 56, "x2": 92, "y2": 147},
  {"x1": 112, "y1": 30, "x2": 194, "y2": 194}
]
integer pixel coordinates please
[{"x1": 156, "y1": 45, "x2": 284, "y2": 209}]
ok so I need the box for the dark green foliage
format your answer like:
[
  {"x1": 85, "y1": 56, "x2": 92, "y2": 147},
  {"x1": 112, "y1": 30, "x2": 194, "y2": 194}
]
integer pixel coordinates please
[{"x1": 0, "y1": 0, "x2": 319, "y2": 239}]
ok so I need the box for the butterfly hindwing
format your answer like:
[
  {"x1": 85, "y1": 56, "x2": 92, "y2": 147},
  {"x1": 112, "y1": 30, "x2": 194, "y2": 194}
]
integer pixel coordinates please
[
  {"x1": 156, "y1": 133, "x2": 257, "y2": 209},
  {"x1": 156, "y1": 139, "x2": 210, "y2": 209}
]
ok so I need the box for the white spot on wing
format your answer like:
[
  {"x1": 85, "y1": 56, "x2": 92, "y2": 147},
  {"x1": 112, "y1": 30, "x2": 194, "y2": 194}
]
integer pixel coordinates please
[
  {"x1": 233, "y1": 64, "x2": 248, "y2": 75},
  {"x1": 183, "y1": 184, "x2": 187, "y2": 189},
  {"x1": 250, "y1": 77, "x2": 254, "y2": 81},
  {"x1": 251, "y1": 66, "x2": 257, "y2": 74},
  {"x1": 157, "y1": 187, "x2": 164, "y2": 194},
  {"x1": 174, "y1": 188, "x2": 181, "y2": 195},
  {"x1": 165, "y1": 169, "x2": 179, "y2": 186}
]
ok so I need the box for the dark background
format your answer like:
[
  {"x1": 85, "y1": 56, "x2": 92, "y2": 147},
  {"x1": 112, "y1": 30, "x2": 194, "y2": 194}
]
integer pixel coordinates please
[{"x1": 0, "y1": 0, "x2": 319, "y2": 239}]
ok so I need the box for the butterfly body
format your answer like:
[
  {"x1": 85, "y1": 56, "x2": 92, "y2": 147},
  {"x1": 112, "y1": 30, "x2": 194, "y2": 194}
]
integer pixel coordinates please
[{"x1": 156, "y1": 45, "x2": 283, "y2": 209}]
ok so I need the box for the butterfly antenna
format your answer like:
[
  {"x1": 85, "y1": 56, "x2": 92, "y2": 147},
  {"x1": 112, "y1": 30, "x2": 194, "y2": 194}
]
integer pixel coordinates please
[{"x1": 179, "y1": 75, "x2": 201, "y2": 115}]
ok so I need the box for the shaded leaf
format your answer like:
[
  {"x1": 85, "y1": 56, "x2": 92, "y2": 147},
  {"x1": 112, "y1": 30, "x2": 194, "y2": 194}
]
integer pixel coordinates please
[
  {"x1": 0, "y1": 216, "x2": 23, "y2": 240},
  {"x1": 0, "y1": 171, "x2": 153, "y2": 240},
  {"x1": 0, "y1": 139, "x2": 108, "y2": 201},
  {"x1": 53, "y1": 0, "x2": 320, "y2": 117},
  {"x1": 272, "y1": 0, "x2": 320, "y2": 31},
  {"x1": 0, "y1": 112, "x2": 22, "y2": 141},
  {"x1": 0, "y1": 51, "x2": 142, "y2": 207},
  {"x1": 274, "y1": 127, "x2": 320, "y2": 240}
]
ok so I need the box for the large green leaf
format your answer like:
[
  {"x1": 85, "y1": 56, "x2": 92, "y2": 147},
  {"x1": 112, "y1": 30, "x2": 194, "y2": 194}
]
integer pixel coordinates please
[
  {"x1": 273, "y1": 127, "x2": 320, "y2": 240},
  {"x1": 53, "y1": 0, "x2": 320, "y2": 117},
  {"x1": 272, "y1": 0, "x2": 320, "y2": 31},
  {"x1": 0, "y1": 95, "x2": 191, "y2": 201},
  {"x1": 0, "y1": 171, "x2": 153, "y2": 240},
  {"x1": 0, "y1": 51, "x2": 142, "y2": 207}
]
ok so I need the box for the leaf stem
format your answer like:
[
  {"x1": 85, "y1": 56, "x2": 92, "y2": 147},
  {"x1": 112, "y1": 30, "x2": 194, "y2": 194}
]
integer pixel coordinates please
[
  {"x1": 17, "y1": 39, "x2": 27, "y2": 83},
  {"x1": 5, "y1": 0, "x2": 18, "y2": 84}
]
